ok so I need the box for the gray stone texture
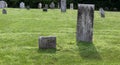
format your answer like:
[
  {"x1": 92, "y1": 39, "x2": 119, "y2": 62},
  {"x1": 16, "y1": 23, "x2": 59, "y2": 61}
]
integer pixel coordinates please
[
  {"x1": 38, "y1": 3, "x2": 42, "y2": 9},
  {"x1": 49, "y1": 2, "x2": 55, "y2": 9},
  {"x1": 39, "y1": 36, "x2": 56, "y2": 49},
  {"x1": 61, "y1": 0, "x2": 66, "y2": 12},
  {"x1": 0, "y1": 1, "x2": 7, "y2": 8},
  {"x1": 77, "y1": 4, "x2": 94, "y2": 42},
  {"x1": 70, "y1": 3, "x2": 74, "y2": 10},
  {"x1": 20, "y1": 2, "x2": 25, "y2": 8},
  {"x1": 99, "y1": 8, "x2": 105, "y2": 18}
]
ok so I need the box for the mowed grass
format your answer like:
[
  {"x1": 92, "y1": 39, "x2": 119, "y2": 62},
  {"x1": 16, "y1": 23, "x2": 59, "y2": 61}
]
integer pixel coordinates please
[{"x1": 0, "y1": 8, "x2": 120, "y2": 65}]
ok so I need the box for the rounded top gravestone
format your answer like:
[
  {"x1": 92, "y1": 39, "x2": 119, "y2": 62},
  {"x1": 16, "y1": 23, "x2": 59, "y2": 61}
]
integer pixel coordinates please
[
  {"x1": 20, "y1": 2, "x2": 25, "y2": 8},
  {"x1": 0, "y1": 1, "x2": 7, "y2": 8}
]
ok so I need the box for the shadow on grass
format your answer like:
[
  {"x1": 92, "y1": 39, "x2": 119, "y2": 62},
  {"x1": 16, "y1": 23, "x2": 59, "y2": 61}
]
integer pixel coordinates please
[
  {"x1": 37, "y1": 48, "x2": 56, "y2": 54},
  {"x1": 77, "y1": 41, "x2": 102, "y2": 60}
]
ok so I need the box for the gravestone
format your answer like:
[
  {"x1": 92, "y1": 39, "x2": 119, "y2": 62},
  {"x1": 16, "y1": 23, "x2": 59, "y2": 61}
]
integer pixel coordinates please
[
  {"x1": 20, "y1": 2, "x2": 25, "y2": 8},
  {"x1": 113, "y1": 8, "x2": 117, "y2": 11},
  {"x1": 49, "y1": 2, "x2": 55, "y2": 9},
  {"x1": 99, "y1": 8, "x2": 105, "y2": 18},
  {"x1": 61, "y1": 0, "x2": 66, "y2": 12},
  {"x1": 43, "y1": 4, "x2": 48, "y2": 12},
  {"x1": 2, "y1": 9, "x2": 7, "y2": 14},
  {"x1": 26, "y1": 5, "x2": 30, "y2": 10},
  {"x1": 70, "y1": 3, "x2": 74, "y2": 10},
  {"x1": 77, "y1": 4, "x2": 94, "y2": 42},
  {"x1": 38, "y1": 3, "x2": 42, "y2": 9},
  {"x1": 45, "y1": 4, "x2": 48, "y2": 9},
  {"x1": 38, "y1": 36, "x2": 56, "y2": 49},
  {"x1": 105, "y1": 7, "x2": 109, "y2": 11},
  {"x1": 0, "y1": 1, "x2": 7, "y2": 8},
  {"x1": 58, "y1": 3, "x2": 60, "y2": 9}
]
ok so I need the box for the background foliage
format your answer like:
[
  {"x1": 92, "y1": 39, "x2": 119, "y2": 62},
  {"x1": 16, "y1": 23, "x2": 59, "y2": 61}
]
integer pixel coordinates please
[{"x1": 4, "y1": 0, "x2": 120, "y2": 10}]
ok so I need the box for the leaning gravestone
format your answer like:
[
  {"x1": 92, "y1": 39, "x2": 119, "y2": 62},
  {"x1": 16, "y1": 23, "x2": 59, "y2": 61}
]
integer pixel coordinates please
[
  {"x1": 77, "y1": 4, "x2": 94, "y2": 42},
  {"x1": 99, "y1": 8, "x2": 105, "y2": 18},
  {"x1": 2, "y1": 9, "x2": 7, "y2": 14},
  {"x1": 20, "y1": 2, "x2": 25, "y2": 8},
  {"x1": 38, "y1": 3, "x2": 42, "y2": 9},
  {"x1": 0, "y1": 1, "x2": 7, "y2": 8},
  {"x1": 38, "y1": 36, "x2": 56, "y2": 49},
  {"x1": 49, "y1": 2, "x2": 55, "y2": 9},
  {"x1": 70, "y1": 3, "x2": 74, "y2": 10},
  {"x1": 61, "y1": 0, "x2": 66, "y2": 12}
]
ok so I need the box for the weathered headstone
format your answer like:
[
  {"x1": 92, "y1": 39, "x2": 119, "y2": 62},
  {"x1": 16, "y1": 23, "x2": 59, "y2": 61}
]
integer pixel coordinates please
[
  {"x1": 70, "y1": 3, "x2": 74, "y2": 10},
  {"x1": 49, "y1": 2, "x2": 55, "y2": 9},
  {"x1": 2, "y1": 9, "x2": 7, "y2": 14},
  {"x1": 61, "y1": 0, "x2": 66, "y2": 12},
  {"x1": 20, "y1": 2, "x2": 25, "y2": 8},
  {"x1": 77, "y1": 4, "x2": 94, "y2": 42},
  {"x1": 38, "y1": 36, "x2": 56, "y2": 49},
  {"x1": 58, "y1": 3, "x2": 60, "y2": 9},
  {"x1": 38, "y1": 3, "x2": 42, "y2": 9},
  {"x1": 0, "y1": 1, "x2": 7, "y2": 8},
  {"x1": 26, "y1": 5, "x2": 30, "y2": 10},
  {"x1": 45, "y1": 4, "x2": 48, "y2": 9},
  {"x1": 99, "y1": 8, "x2": 105, "y2": 18}
]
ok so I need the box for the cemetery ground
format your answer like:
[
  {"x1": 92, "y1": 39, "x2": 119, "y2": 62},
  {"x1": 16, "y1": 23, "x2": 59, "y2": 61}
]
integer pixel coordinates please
[{"x1": 0, "y1": 8, "x2": 120, "y2": 65}]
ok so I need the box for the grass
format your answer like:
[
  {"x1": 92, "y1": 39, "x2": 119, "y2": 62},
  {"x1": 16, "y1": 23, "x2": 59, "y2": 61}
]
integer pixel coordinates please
[{"x1": 0, "y1": 8, "x2": 120, "y2": 65}]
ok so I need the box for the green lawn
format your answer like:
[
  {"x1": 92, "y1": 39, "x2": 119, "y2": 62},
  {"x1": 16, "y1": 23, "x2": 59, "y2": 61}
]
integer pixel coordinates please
[{"x1": 0, "y1": 8, "x2": 120, "y2": 65}]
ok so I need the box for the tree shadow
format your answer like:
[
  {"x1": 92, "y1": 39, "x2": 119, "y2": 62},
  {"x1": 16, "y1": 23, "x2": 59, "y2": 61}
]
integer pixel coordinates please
[
  {"x1": 37, "y1": 48, "x2": 56, "y2": 54},
  {"x1": 77, "y1": 41, "x2": 102, "y2": 60}
]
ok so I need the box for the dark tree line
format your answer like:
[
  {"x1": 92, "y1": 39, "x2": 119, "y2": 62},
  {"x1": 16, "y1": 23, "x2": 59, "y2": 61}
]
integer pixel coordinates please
[{"x1": 4, "y1": 0, "x2": 120, "y2": 11}]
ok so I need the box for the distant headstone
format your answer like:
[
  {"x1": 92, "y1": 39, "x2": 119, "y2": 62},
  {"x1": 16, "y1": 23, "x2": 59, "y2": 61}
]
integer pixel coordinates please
[
  {"x1": 58, "y1": 3, "x2": 60, "y2": 8},
  {"x1": 26, "y1": 5, "x2": 30, "y2": 10},
  {"x1": 61, "y1": 0, "x2": 66, "y2": 12},
  {"x1": 43, "y1": 8, "x2": 47, "y2": 12},
  {"x1": 45, "y1": 4, "x2": 48, "y2": 9},
  {"x1": 20, "y1": 2, "x2": 25, "y2": 8},
  {"x1": 105, "y1": 7, "x2": 109, "y2": 11},
  {"x1": 113, "y1": 8, "x2": 117, "y2": 11},
  {"x1": 38, "y1": 36, "x2": 56, "y2": 49},
  {"x1": 2, "y1": 9, "x2": 7, "y2": 14},
  {"x1": 77, "y1": 4, "x2": 94, "y2": 42},
  {"x1": 99, "y1": 8, "x2": 105, "y2": 18},
  {"x1": 49, "y1": 2, "x2": 55, "y2": 9},
  {"x1": 38, "y1": 3, "x2": 42, "y2": 9},
  {"x1": 70, "y1": 3, "x2": 74, "y2": 10},
  {"x1": 0, "y1": 1, "x2": 7, "y2": 8}
]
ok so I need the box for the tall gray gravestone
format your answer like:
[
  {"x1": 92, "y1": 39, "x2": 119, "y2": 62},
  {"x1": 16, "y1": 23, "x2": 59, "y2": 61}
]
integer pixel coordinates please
[
  {"x1": 50, "y1": 2, "x2": 55, "y2": 9},
  {"x1": 70, "y1": 3, "x2": 74, "y2": 10},
  {"x1": 38, "y1": 3, "x2": 42, "y2": 9},
  {"x1": 99, "y1": 8, "x2": 105, "y2": 18},
  {"x1": 20, "y1": 2, "x2": 25, "y2": 8},
  {"x1": 0, "y1": 1, "x2": 7, "y2": 8},
  {"x1": 61, "y1": 0, "x2": 66, "y2": 12},
  {"x1": 77, "y1": 4, "x2": 94, "y2": 42},
  {"x1": 38, "y1": 36, "x2": 56, "y2": 49}
]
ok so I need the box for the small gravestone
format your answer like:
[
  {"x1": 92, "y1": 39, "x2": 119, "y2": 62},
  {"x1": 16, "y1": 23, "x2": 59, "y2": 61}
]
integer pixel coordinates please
[
  {"x1": 49, "y1": 2, "x2": 55, "y2": 9},
  {"x1": 38, "y1": 36, "x2": 56, "y2": 49},
  {"x1": 70, "y1": 3, "x2": 74, "y2": 10},
  {"x1": 20, "y1": 2, "x2": 25, "y2": 8},
  {"x1": 77, "y1": 4, "x2": 94, "y2": 42},
  {"x1": 113, "y1": 8, "x2": 117, "y2": 11},
  {"x1": 99, "y1": 8, "x2": 105, "y2": 18},
  {"x1": 45, "y1": 4, "x2": 48, "y2": 9},
  {"x1": 2, "y1": 9, "x2": 7, "y2": 14},
  {"x1": 43, "y1": 8, "x2": 47, "y2": 12},
  {"x1": 105, "y1": 7, "x2": 109, "y2": 11},
  {"x1": 61, "y1": 0, "x2": 66, "y2": 12},
  {"x1": 0, "y1": 1, "x2": 7, "y2": 8},
  {"x1": 58, "y1": 3, "x2": 60, "y2": 9},
  {"x1": 38, "y1": 3, "x2": 42, "y2": 9},
  {"x1": 26, "y1": 5, "x2": 30, "y2": 10}
]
